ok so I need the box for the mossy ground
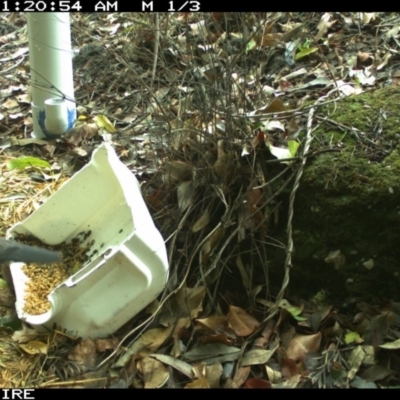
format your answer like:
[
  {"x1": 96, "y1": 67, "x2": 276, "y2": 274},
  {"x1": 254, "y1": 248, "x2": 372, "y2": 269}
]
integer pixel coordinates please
[{"x1": 281, "y1": 87, "x2": 400, "y2": 304}]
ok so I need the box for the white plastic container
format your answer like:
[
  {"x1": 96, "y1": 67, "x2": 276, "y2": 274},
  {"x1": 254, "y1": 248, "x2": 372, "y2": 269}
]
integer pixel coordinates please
[{"x1": 8, "y1": 143, "x2": 169, "y2": 338}]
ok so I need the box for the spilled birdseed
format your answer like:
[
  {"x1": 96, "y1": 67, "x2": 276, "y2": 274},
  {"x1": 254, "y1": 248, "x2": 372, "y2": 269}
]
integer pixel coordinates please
[{"x1": 15, "y1": 231, "x2": 93, "y2": 315}]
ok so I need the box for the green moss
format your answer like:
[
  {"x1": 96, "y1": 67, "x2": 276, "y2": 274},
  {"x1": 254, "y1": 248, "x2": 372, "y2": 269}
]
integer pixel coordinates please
[
  {"x1": 283, "y1": 87, "x2": 400, "y2": 302},
  {"x1": 319, "y1": 86, "x2": 400, "y2": 140}
]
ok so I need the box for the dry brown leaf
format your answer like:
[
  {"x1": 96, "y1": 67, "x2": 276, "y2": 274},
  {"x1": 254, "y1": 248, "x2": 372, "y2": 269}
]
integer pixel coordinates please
[
  {"x1": 281, "y1": 24, "x2": 304, "y2": 42},
  {"x1": 361, "y1": 365, "x2": 391, "y2": 382},
  {"x1": 196, "y1": 315, "x2": 227, "y2": 331},
  {"x1": 286, "y1": 332, "x2": 322, "y2": 362},
  {"x1": 213, "y1": 140, "x2": 234, "y2": 180},
  {"x1": 253, "y1": 320, "x2": 275, "y2": 349},
  {"x1": 273, "y1": 373, "x2": 301, "y2": 388},
  {"x1": 65, "y1": 123, "x2": 98, "y2": 146},
  {"x1": 241, "y1": 349, "x2": 276, "y2": 366},
  {"x1": 251, "y1": 98, "x2": 285, "y2": 116},
  {"x1": 163, "y1": 160, "x2": 193, "y2": 184},
  {"x1": 286, "y1": 118, "x2": 301, "y2": 140},
  {"x1": 376, "y1": 52, "x2": 392, "y2": 71},
  {"x1": 170, "y1": 318, "x2": 191, "y2": 358},
  {"x1": 232, "y1": 366, "x2": 251, "y2": 387},
  {"x1": 265, "y1": 365, "x2": 282, "y2": 383},
  {"x1": 235, "y1": 255, "x2": 251, "y2": 293},
  {"x1": 68, "y1": 338, "x2": 98, "y2": 367},
  {"x1": 95, "y1": 337, "x2": 119, "y2": 352},
  {"x1": 205, "y1": 362, "x2": 223, "y2": 388},
  {"x1": 192, "y1": 361, "x2": 206, "y2": 379},
  {"x1": 185, "y1": 377, "x2": 210, "y2": 388},
  {"x1": 280, "y1": 358, "x2": 298, "y2": 379},
  {"x1": 357, "y1": 51, "x2": 372, "y2": 64},
  {"x1": 192, "y1": 208, "x2": 210, "y2": 232},
  {"x1": 184, "y1": 343, "x2": 241, "y2": 363},
  {"x1": 228, "y1": 305, "x2": 260, "y2": 337},
  {"x1": 362, "y1": 12, "x2": 376, "y2": 24},
  {"x1": 347, "y1": 346, "x2": 365, "y2": 380},
  {"x1": 115, "y1": 326, "x2": 174, "y2": 368},
  {"x1": 8, "y1": 138, "x2": 49, "y2": 147},
  {"x1": 244, "y1": 378, "x2": 271, "y2": 388},
  {"x1": 201, "y1": 226, "x2": 224, "y2": 268},
  {"x1": 315, "y1": 12, "x2": 335, "y2": 41},
  {"x1": 177, "y1": 181, "x2": 194, "y2": 213},
  {"x1": 260, "y1": 33, "x2": 282, "y2": 47},
  {"x1": 201, "y1": 332, "x2": 236, "y2": 346},
  {"x1": 150, "y1": 354, "x2": 194, "y2": 379},
  {"x1": 138, "y1": 327, "x2": 174, "y2": 356},
  {"x1": 3, "y1": 98, "x2": 18, "y2": 109},
  {"x1": 144, "y1": 188, "x2": 166, "y2": 212},
  {"x1": 19, "y1": 340, "x2": 48, "y2": 355},
  {"x1": 245, "y1": 188, "x2": 266, "y2": 235},
  {"x1": 139, "y1": 356, "x2": 169, "y2": 388},
  {"x1": 279, "y1": 79, "x2": 294, "y2": 91},
  {"x1": 160, "y1": 286, "x2": 206, "y2": 326},
  {"x1": 211, "y1": 12, "x2": 225, "y2": 22}
]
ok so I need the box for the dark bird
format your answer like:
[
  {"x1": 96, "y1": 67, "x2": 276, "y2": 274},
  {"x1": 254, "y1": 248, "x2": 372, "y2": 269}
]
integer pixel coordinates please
[{"x1": 0, "y1": 238, "x2": 61, "y2": 264}]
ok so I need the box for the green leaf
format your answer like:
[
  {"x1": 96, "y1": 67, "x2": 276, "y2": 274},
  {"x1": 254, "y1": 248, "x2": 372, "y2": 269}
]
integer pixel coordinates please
[
  {"x1": 7, "y1": 157, "x2": 51, "y2": 171},
  {"x1": 287, "y1": 307, "x2": 307, "y2": 321},
  {"x1": 0, "y1": 278, "x2": 8, "y2": 289},
  {"x1": 279, "y1": 300, "x2": 307, "y2": 321},
  {"x1": 379, "y1": 338, "x2": 400, "y2": 349},
  {"x1": 295, "y1": 46, "x2": 318, "y2": 60},
  {"x1": 252, "y1": 122, "x2": 263, "y2": 130},
  {"x1": 246, "y1": 39, "x2": 257, "y2": 53},
  {"x1": 344, "y1": 331, "x2": 360, "y2": 344},
  {"x1": 94, "y1": 114, "x2": 116, "y2": 133},
  {"x1": 288, "y1": 140, "x2": 299, "y2": 157}
]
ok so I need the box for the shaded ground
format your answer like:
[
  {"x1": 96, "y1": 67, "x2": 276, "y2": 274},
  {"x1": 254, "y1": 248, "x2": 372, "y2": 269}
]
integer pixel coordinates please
[{"x1": 290, "y1": 87, "x2": 400, "y2": 303}]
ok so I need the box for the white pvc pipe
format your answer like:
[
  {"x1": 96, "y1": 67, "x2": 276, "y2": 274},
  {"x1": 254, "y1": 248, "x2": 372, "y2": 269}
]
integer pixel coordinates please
[
  {"x1": 44, "y1": 98, "x2": 70, "y2": 134},
  {"x1": 27, "y1": 13, "x2": 76, "y2": 138}
]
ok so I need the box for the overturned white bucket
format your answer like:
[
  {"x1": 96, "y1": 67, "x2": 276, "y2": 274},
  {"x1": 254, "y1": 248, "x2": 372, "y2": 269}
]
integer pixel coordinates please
[{"x1": 8, "y1": 143, "x2": 169, "y2": 338}]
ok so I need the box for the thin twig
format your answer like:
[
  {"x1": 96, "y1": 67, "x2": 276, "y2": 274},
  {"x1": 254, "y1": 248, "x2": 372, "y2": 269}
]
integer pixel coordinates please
[
  {"x1": 0, "y1": 55, "x2": 26, "y2": 75},
  {"x1": 247, "y1": 104, "x2": 315, "y2": 341},
  {"x1": 150, "y1": 13, "x2": 160, "y2": 89}
]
